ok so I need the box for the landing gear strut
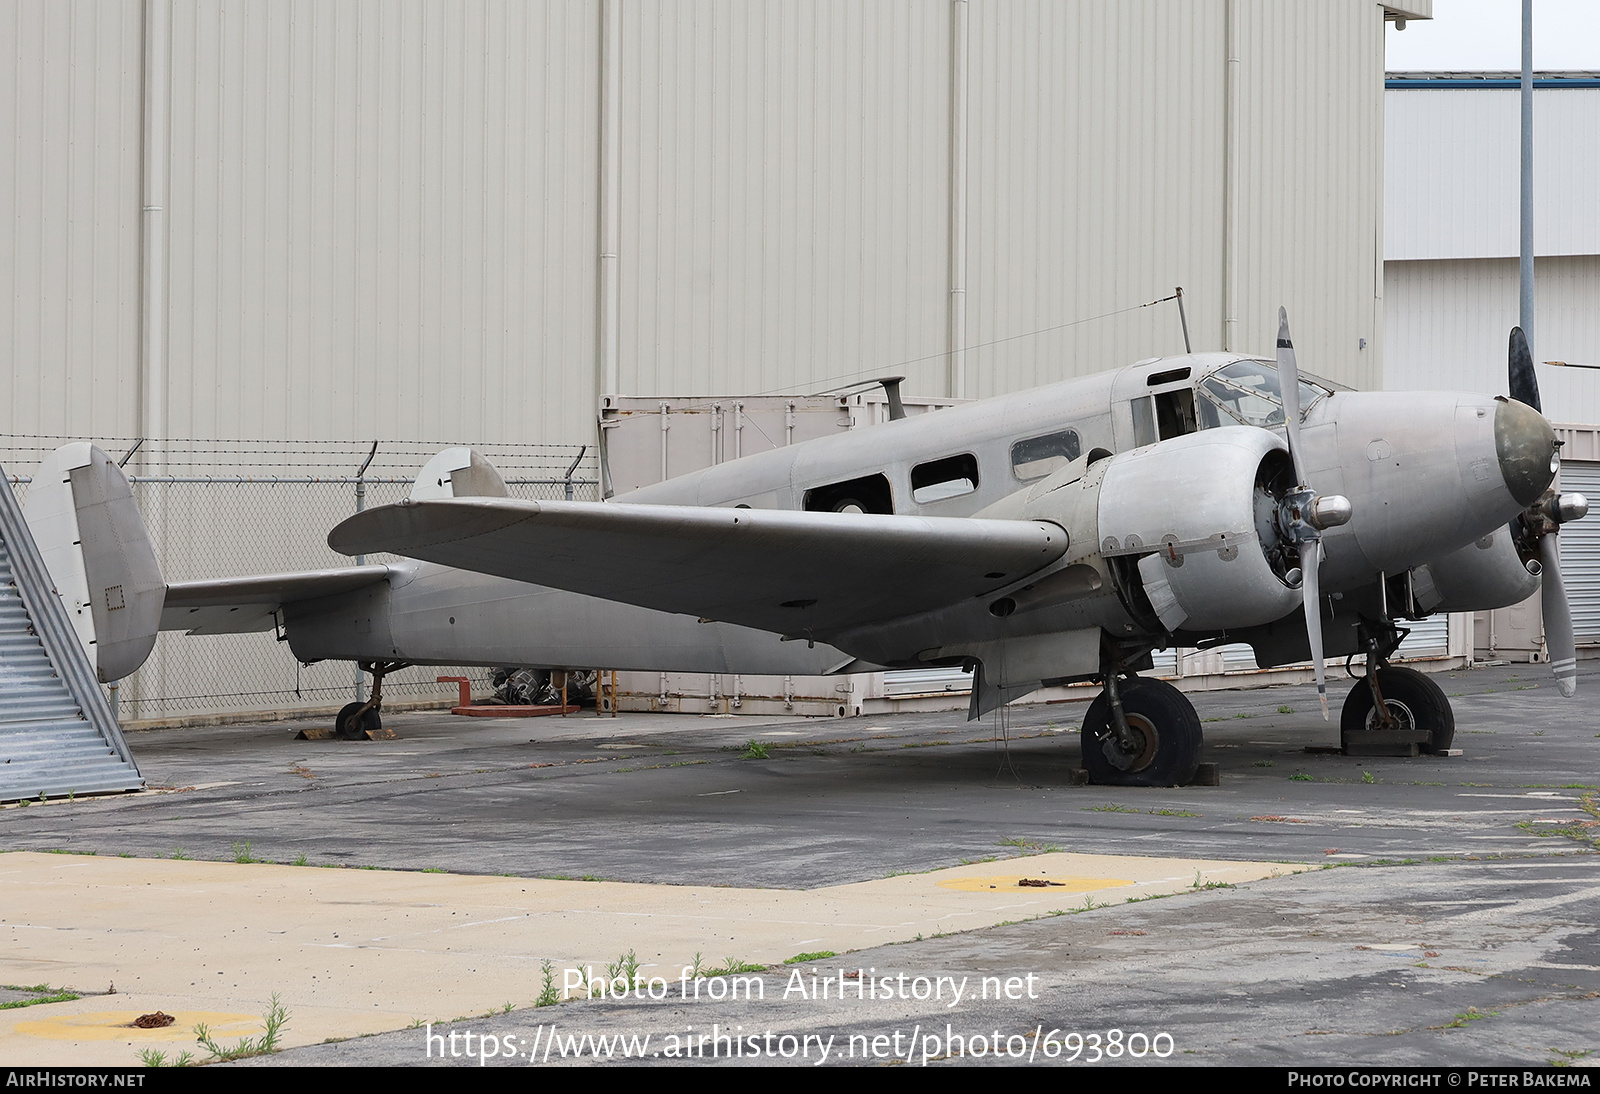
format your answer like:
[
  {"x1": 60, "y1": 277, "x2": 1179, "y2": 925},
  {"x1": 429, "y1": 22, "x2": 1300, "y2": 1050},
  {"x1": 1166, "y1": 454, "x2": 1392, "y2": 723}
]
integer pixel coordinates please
[
  {"x1": 333, "y1": 659, "x2": 410, "y2": 740},
  {"x1": 1340, "y1": 620, "x2": 1453, "y2": 756},
  {"x1": 1082, "y1": 668, "x2": 1203, "y2": 787}
]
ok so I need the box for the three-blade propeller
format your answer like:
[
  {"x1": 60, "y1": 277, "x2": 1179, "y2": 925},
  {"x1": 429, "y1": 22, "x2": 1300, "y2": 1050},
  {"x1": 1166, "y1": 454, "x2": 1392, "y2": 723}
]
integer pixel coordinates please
[
  {"x1": 1508, "y1": 326, "x2": 1586, "y2": 698},
  {"x1": 1275, "y1": 308, "x2": 1351, "y2": 720}
]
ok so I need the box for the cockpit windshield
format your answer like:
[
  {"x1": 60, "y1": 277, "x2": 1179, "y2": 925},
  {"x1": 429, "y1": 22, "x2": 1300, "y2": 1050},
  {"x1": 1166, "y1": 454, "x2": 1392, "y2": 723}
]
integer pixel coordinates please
[{"x1": 1197, "y1": 360, "x2": 1329, "y2": 430}]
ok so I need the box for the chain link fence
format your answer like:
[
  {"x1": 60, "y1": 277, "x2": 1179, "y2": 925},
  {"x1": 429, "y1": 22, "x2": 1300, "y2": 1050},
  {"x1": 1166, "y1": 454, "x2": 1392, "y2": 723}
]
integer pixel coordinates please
[{"x1": 3, "y1": 435, "x2": 598, "y2": 724}]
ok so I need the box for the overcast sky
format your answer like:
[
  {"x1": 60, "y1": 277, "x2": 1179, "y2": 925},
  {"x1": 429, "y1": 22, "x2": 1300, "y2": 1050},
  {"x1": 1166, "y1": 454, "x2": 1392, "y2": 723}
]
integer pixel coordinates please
[{"x1": 1386, "y1": 0, "x2": 1600, "y2": 71}]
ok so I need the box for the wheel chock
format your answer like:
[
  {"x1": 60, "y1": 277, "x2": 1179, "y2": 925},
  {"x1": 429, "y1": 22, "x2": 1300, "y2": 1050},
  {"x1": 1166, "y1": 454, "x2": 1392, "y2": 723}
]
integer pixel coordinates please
[
  {"x1": 295, "y1": 723, "x2": 397, "y2": 741},
  {"x1": 1340, "y1": 730, "x2": 1425, "y2": 757}
]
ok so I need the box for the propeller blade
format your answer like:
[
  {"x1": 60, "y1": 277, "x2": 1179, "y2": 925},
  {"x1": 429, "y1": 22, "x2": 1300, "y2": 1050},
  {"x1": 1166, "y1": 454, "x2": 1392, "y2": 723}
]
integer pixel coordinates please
[
  {"x1": 1301, "y1": 538, "x2": 1328, "y2": 720},
  {"x1": 1277, "y1": 307, "x2": 1330, "y2": 718},
  {"x1": 1276, "y1": 308, "x2": 1311, "y2": 489},
  {"x1": 1538, "y1": 535, "x2": 1577, "y2": 697},
  {"x1": 1509, "y1": 326, "x2": 1542, "y2": 412}
]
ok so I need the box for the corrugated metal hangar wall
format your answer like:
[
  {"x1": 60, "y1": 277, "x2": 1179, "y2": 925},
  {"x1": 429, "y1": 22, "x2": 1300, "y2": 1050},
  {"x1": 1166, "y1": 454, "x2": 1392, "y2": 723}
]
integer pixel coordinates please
[
  {"x1": 4, "y1": 0, "x2": 1413, "y2": 448},
  {"x1": 0, "y1": 0, "x2": 1427, "y2": 721}
]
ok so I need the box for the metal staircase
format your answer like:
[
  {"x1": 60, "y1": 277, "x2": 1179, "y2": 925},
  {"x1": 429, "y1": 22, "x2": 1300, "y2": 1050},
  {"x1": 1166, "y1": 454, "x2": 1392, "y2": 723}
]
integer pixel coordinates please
[{"x1": 0, "y1": 473, "x2": 142, "y2": 802}]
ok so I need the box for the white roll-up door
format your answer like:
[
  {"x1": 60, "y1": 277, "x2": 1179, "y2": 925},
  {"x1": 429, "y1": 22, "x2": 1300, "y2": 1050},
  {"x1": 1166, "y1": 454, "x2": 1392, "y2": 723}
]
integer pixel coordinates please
[
  {"x1": 882, "y1": 666, "x2": 973, "y2": 696},
  {"x1": 1556, "y1": 461, "x2": 1600, "y2": 644},
  {"x1": 1395, "y1": 615, "x2": 1450, "y2": 659}
]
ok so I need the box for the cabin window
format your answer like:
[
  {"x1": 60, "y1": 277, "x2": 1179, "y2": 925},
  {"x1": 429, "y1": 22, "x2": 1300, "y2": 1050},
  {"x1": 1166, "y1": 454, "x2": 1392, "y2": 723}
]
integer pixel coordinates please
[
  {"x1": 910, "y1": 453, "x2": 979, "y2": 504},
  {"x1": 803, "y1": 473, "x2": 894, "y2": 514},
  {"x1": 1010, "y1": 430, "x2": 1082, "y2": 482}
]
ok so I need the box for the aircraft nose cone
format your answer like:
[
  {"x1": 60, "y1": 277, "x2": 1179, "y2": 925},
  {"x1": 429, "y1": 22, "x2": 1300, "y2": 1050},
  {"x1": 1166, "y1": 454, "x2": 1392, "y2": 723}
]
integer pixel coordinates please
[{"x1": 1495, "y1": 397, "x2": 1558, "y2": 507}]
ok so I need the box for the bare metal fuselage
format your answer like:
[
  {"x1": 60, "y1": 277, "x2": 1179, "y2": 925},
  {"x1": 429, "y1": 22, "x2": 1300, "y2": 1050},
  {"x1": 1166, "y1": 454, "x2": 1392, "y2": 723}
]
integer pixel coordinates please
[{"x1": 284, "y1": 351, "x2": 1544, "y2": 682}]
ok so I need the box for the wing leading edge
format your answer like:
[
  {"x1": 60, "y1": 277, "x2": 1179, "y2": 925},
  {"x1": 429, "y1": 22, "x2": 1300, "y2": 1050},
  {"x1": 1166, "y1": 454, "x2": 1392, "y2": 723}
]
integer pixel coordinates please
[{"x1": 329, "y1": 499, "x2": 1067, "y2": 640}]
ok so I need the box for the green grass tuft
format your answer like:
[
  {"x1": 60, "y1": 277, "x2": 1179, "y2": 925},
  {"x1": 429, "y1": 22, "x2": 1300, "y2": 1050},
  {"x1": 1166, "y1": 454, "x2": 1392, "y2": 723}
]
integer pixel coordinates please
[
  {"x1": 193, "y1": 994, "x2": 288, "y2": 1062},
  {"x1": 783, "y1": 951, "x2": 837, "y2": 964}
]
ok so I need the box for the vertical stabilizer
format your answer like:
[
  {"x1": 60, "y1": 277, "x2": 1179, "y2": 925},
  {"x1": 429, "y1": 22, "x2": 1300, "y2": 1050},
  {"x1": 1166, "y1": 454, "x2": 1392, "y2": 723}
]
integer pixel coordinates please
[
  {"x1": 410, "y1": 447, "x2": 510, "y2": 501},
  {"x1": 25, "y1": 444, "x2": 165, "y2": 682}
]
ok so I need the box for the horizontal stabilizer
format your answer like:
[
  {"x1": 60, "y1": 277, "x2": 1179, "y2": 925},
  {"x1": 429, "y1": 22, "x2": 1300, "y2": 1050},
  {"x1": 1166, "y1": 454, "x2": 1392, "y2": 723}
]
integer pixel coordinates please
[
  {"x1": 163, "y1": 566, "x2": 391, "y2": 634},
  {"x1": 329, "y1": 499, "x2": 1066, "y2": 640}
]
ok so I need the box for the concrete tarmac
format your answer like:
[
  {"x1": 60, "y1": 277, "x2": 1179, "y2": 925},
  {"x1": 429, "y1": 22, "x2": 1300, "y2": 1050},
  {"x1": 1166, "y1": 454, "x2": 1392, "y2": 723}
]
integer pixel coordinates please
[{"x1": 1, "y1": 660, "x2": 1595, "y2": 1067}]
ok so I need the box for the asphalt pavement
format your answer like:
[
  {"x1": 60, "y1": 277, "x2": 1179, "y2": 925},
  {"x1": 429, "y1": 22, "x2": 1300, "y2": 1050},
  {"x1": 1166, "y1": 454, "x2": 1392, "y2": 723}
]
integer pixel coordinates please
[{"x1": 2, "y1": 659, "x2": 1595, "y2": 1067}]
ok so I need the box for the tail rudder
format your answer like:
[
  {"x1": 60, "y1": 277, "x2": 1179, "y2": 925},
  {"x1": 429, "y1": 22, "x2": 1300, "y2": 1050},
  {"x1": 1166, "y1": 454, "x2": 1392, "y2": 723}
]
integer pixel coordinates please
[{"x1": 25, "y1": 444, "x2": 165, "y2": 682}]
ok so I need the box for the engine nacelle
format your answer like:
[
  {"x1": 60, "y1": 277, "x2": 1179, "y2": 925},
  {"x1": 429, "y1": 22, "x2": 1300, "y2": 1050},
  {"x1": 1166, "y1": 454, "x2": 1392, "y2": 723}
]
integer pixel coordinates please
[
  {"x1": 1098, "y1": 428, "x2": 1300, "y2": 632},
  {"x1": 1411, "y1": 525, "x2": 1539, "y2": 614}
]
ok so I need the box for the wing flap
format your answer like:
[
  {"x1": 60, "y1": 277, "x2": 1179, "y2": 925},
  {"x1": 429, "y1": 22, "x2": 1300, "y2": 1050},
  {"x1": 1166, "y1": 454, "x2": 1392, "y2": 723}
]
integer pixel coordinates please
[{"x1": 329, "y1": 499, "x2": 1066, "y2": 638}]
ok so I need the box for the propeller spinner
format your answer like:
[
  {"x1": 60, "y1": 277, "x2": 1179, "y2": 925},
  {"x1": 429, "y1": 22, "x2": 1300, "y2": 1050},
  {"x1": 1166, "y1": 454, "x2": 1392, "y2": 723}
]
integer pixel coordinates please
[
  {"x1": 1274, "y1": 308, "x2": 1351, "y2": 721},
  {"x1": 1507, "y1": 325, "x2": 1587, "y2": 697}
]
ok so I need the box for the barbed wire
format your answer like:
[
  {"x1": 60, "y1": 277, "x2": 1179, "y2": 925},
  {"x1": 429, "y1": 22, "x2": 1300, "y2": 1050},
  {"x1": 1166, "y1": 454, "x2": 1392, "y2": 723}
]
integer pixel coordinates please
[
  {"x1": 0, "y1": 435, "x2": 597, "y2": 474},
  {"x1": 0, "y1": 432, "x2": 587, "y2": 449}
]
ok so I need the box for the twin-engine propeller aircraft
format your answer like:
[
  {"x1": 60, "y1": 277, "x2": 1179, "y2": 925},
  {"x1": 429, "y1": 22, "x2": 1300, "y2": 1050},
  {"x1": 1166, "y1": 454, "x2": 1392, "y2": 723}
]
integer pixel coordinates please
[{"x1": 27, "y1": 312, "x2": 1586, "y2": 786}]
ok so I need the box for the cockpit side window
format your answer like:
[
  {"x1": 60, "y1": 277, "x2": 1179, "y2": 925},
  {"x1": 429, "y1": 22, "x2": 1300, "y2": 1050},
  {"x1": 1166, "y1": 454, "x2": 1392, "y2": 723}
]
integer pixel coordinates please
[
  {"x1": 1154, "y1": 388, "x2": 1199, "y2": 439},
  {"x1": 1197, "y1": 360, "x2": 1329, "y2": 429},
  {"x1": 1010, "y1": 429, "x2": 1081, "y2": 482},
  {"x1": 1131, "y1": 390, "x2": 1199, "y2": 445}
]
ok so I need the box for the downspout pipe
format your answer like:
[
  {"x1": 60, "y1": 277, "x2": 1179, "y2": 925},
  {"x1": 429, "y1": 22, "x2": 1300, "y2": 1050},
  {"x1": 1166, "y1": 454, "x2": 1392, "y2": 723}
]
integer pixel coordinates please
[
  {"x1": 599, "y1": 0, "x2": 621, "y2": 402},
  {"x1": 140, "y1": 0, "x2": 170, "y2": 476},
  {"x1": 1221, "y1": 0, "x2": 1240, "y2": 353},
  {"x1": 948, "y1": 0, "x2": 968, "y2": 399}
]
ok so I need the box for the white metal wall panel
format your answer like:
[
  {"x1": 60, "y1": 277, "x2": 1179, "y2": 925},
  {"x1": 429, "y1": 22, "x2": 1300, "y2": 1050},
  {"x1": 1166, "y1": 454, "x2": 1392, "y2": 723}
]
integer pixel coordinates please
[
  {"x1": 1385, "y1": 88, "x2": 1600, "y2": 262},
  {"x1": 0, "y1": 1, "x2": 144, "y2": 441},
  {"x1": 161, "y1": 0, "x2": 601, "y2": 448},
  {"x1": 1384, "y1": 256, "x2": 1600, "y2": 424},
  {"x1": 961, "y1": 1, "x2": 1226, "y2": 399},
  {"x1": 1152, "y1": 644, "x2": 1260, "y2": 674},
  {"x1": 1150, "y1": 617, "x2": 1450, "y2": 679},
  {"x1": 3, "y1": 0, "x2": 1394, "y2": 451},
  {"x1": 1231, "y1": 0, "x2": 1387, "y2": 393},
  {"x1": 615, "y1": 1, "x2": 953, "y2": 402}
]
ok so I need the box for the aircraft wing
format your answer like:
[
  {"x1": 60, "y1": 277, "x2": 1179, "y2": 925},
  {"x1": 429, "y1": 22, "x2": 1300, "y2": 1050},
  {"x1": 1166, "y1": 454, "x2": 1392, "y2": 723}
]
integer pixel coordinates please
[
  {"x1": 329, "y1": 499, "x2": 1066, "y2": 639},
  {"x1": 161, "y1": 566, "x2": 391, "y2": 635}
]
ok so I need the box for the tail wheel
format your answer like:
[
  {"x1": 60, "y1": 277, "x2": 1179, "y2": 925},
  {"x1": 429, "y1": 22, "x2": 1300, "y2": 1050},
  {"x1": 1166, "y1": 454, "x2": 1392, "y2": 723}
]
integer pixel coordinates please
[
  {"x1": 1081, "y1": 677, "x2": 1203, "y2": 787},
  {"x1": 1340, "y1": 666, "x2": 1454, "y2": 754},
  {"x1": 334, "y1": 702, "x2": 381, "y2": 741}
]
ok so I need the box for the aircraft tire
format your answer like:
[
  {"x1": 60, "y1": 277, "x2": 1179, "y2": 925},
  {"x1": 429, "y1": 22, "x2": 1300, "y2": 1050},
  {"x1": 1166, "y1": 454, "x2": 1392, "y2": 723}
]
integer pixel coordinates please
[
  {"x1": 1081, "y1": 677, "x2": 1203, "y2": 787},
  {"x1": 1340, "y1": 667, "x2": 1454, "y2": 754},
  {"x1": 334, "y1": 702, "x2": 382, "y2": 741}
]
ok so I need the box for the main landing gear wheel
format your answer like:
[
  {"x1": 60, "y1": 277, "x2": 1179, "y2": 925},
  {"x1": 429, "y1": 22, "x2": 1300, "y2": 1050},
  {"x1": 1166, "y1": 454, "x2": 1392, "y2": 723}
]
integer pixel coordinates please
[
  {"x1": 1340, "y1": 666, "x2": 1454, "y2": 754},
  {"x1": 334, "y1": 702, "x2": 382, "y2": 741},
  {"x1": 1081, "y1": 677, "x2": 1203, "y2": 787}
]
